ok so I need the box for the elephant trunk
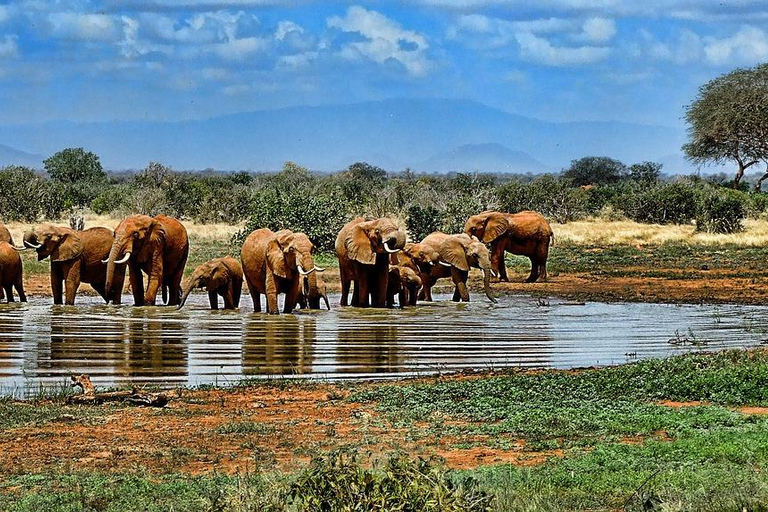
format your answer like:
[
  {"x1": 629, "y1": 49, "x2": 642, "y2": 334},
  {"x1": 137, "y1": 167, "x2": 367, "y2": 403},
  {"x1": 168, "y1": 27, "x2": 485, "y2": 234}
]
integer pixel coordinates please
[
  {"x1": 299, "y1": 253, "x2": 320, "y2": 309},
  {"x1": 479, "y1": 256, "x2": 498, "y2": 304},
  {"x1": 105, "y1": 236, "x2": 129, "y2": 304},
  {"x1": 178, "y1": 275, "x2": 201, "y2": 310},
  {"x1": 382, "y1": 230, "x2": 406, "y2": 253},
  {"x1": 20, "y1": 231, "x2": 41, "y2": 250}
]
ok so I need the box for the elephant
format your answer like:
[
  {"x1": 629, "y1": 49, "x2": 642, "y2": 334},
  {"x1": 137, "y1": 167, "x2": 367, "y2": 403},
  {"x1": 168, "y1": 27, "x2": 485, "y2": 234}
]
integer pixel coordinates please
[
  {"x1": 419, "y1": 232, "x2": 497, "y2": 303},
  {"x1": 19, "y1": 225, "x2": 124, "y2": 305},
  {"x1": 0, "y1": 223, "x2": 13, "y2": 245},
  {"x1": 396, "y1": 242, "x2": 440, "y2": 300},
  {"x1": 0, "y1": 241, "x2": 26, "y2": 302},
  {"x1": 386, "y1": 265, "x2": 422, "y2": 308},
  {"x1": 335, "y1": 217, "x2": 406, "y2": 307},
  {"x1": 104, "y1": 214, "x2": 189, "y2": 306},
  {"x1": 464, "y1": 210, "x2": 553, "y2": 283},
  {"x1": 241, "y1": 228, "x2": 323, "y2": 314},
  {"x1": 298, "y1": 270, "x2": 331, "y2": 310},
  {"x1": 178, "y1": 256, "x2": 243, "y2": 310}
]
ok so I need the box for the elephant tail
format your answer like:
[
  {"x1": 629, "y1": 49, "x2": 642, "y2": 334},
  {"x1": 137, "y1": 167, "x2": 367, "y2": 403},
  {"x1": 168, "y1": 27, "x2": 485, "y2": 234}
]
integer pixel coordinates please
[{"x1": 550, "y1": 231, "x2": 555, "y2": 246}]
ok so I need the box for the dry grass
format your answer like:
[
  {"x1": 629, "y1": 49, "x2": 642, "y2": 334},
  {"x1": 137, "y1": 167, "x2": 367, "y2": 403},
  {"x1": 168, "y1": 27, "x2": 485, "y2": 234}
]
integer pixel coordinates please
[
  {"x1": 4, "y1": 213, "x2": 244, "y2": 243},
  {"x1": 555, "y1": 218, "x2": 768, "y2": 246}
]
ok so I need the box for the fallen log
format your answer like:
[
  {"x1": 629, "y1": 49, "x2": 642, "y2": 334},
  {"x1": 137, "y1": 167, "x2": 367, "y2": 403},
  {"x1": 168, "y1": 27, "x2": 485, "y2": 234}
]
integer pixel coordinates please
[{"x1": 66, "y1": 374, "x2": 169, "y2": 407}]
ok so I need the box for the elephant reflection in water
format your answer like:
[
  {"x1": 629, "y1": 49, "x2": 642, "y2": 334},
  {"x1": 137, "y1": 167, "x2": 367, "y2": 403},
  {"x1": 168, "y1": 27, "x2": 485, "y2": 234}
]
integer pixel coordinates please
[
  {"x1": 242, "y1": 315, "x2": 316, "y2": 375},
  {"x1": 0, "y1": 314, "x2": 23, "y2": 374},
  {"x1": 44, "y1": 313, "x2": 125, "y2": 373},
  {"x1": 336, "y1": 324, "x2": 401, "y2": 374},
  {"x1": 121, "y1": 309, "x2": 188, "y2": 378}
]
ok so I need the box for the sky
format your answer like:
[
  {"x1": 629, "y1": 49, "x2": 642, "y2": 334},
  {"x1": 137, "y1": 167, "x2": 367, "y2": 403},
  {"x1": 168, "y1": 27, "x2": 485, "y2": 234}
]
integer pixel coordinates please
[{"x1": 0, "y1": 0, "x2": 767, "y2": 128}]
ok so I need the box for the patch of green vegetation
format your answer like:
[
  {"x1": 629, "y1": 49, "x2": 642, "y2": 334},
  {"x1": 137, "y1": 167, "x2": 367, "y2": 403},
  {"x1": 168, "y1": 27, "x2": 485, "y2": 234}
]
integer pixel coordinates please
[
  {"x1": 351, "y1": 350, "x2": 768, "y2": 447},
  {"x1": 216, "y1": 420, "x2": 276, "y2": 435},
  {"x1": 0, "y1": 401, "x2": 110, "y2": 430}
]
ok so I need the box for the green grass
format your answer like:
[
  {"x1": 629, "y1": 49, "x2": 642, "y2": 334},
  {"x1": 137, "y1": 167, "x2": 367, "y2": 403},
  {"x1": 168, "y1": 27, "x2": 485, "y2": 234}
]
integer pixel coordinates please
[
  {"x1": 215, "y1": 420, "x2": 276, "y2": 435},
  {"x1": 0, "y1": 400, "x2": 111, "y2": 430}
]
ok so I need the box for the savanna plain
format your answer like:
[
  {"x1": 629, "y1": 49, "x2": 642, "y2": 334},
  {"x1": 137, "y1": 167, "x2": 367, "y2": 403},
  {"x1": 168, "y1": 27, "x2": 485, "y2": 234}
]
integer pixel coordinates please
[{"x1": 3, "y1": 216, "x2": 768, "y2": 511}]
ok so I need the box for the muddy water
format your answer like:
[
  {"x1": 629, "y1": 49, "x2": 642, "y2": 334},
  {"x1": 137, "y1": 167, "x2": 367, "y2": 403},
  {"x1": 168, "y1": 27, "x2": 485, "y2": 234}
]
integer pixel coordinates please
[{"x1": 0, "y1": 293, "x2": 766, "y2": 397}]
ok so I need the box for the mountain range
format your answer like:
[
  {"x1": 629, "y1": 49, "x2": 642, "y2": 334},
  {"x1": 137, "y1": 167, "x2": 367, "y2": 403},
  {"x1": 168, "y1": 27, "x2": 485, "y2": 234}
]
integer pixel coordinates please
[{"x1": 0, "y1": 98, "x2": 691, "y2": 174}]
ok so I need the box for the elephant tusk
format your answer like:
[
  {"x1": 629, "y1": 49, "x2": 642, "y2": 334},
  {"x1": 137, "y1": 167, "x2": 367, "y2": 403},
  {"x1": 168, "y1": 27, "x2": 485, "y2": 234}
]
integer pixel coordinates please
[
  {"x1": 428, "y1": 261, "x2": 435, "y2": 266},
  {"x1": 23, "y1": 240, "x2": 42, "y2": 249},
  {"x1": 297, "y1": 265, "x2": 316, "y2": 276},
  {"x1": 314, "y1": 266, "x2": 326, "y2": 272},
  {"x1": 101, "y1": 258, "x2": 109, "y2": 263},
  {"x1": 383, "y1": 240, "x2": 401, "y2": 254},
  {"x1": 491, "y1": 269, "x2": 498, "y2": 278},
  {"x1": 113, "y1": 252, "x2": 131, "y2": 265},
  {"x1": 12, "y1": 245, "x2": 29, "y2": 251},
  {"x1": 439, "y1": 261, "x2": 452, "y2": 267}
]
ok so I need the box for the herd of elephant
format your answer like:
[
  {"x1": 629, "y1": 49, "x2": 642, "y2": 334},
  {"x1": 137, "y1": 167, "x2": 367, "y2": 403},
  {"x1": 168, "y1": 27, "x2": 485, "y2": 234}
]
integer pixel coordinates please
[{"x1": 0, "y1": 210, "x2": 553, "y2": 313}]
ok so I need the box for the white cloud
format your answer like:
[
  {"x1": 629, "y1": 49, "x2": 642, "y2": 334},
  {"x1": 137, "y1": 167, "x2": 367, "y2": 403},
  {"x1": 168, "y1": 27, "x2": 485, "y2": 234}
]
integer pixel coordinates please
[
  {"x1": 48, "y1": 12, "x2": 121, "y2": 42},
  {"x1": 212, "y1": 35, "x2": 269, "y2": 60},
  {"x1": 516, "y1": 32, "x2": 610, "y2": 66},
  {"x1": 327, "y1": 6, "x2": 431, "y2": 76},
  {"x1": 0, "y1": 6, "x2": 10, "y2": 24},
  {"x1": 0, "y1": 35, "x2": 18, "y2": 58},
  {"x1": 582, "y1": 17, "x2": 615, "y2": 43},
  {"x1": 704, "y1": 26, "x2": 768, "y2": 66},
  {"x1": 276, "y1": 20, "x2": 303, "y2": 41}
]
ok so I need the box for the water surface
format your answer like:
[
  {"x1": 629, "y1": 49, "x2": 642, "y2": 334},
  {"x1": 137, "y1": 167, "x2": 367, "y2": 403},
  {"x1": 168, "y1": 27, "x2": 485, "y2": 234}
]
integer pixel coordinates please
[{"x1": 0, "y1": 294, "x2": 766, "y2": 397}]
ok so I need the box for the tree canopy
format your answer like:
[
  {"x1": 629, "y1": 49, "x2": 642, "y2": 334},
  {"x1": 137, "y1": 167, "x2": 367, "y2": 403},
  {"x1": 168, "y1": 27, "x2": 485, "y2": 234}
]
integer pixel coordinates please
[
  {"x1": 562, "y1": 156, "x2": 628, "y2": 186},
  {"x1": 683, "y1": 63, "x2": 768, "y2": 189},
  {"x1": 43, "y1": 147, "x2": 107, "y2": 208}
]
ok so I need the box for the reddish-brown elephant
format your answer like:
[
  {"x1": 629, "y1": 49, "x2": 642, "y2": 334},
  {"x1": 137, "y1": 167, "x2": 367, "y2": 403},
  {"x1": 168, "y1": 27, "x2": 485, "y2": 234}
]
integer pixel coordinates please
[
  {"x1": 419, "y1": 232, "x2": 496, "y2": 303},
  {"x1": 21, "y1": 225, "x2": 124, "y2": 305},
  {"x1": 104, "y1": 214, "x2": 189, "y2": 306},
  {"x1": 0, "y1": 241, "x2": 26, "y2": 302},
  {"x1": 386, "y1": 265, "x2": 422, "y2": 308},
  {"x1": 464, "y1": 210, "x2": 553, "y2": 283},
  {"x1": 241, "y1": 228, "x2": 322, "y2": 314},
  {"x1": 335, "y1": 217, "x2": 406, "y2": 308},
  {"x1": 0, "y1": 223, "x2": 13, "y2": 245},
  {"x1": 178, "y1": 256, "x2": 243, "y2": 310}
]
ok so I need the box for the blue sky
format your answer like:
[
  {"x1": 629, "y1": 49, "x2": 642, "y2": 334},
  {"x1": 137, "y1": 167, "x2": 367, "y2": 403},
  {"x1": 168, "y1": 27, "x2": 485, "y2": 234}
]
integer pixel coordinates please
[{"x1": 1, "y1": 0, "x2": 767, "y2": 128}]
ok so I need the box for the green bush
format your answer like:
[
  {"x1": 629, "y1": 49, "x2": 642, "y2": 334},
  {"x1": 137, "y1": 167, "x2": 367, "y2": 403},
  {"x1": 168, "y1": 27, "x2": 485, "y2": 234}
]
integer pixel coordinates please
[
  {"x1": 498, "y1": 175, "x2": 588, "y2": 223},
  {"x1": 617, "y1": 182, "x2": 699, "y2": 225},
  {"x1": 0, "y1": 166, "x2": 65, "y2": 222},
  {"x1": 696, "y1": 187, "x2": 746, "y2": 233},
  {"x1": 406, "y1": 204, "x2": 443, "y2": 241},
  {"x1": 289, "y1": 451, "x2": 493, "y2": 512}
]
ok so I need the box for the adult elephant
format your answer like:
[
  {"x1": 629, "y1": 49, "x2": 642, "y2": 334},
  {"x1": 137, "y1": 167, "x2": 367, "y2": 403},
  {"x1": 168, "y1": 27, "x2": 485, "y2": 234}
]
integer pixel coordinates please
[
  {"x1": 0, "y1": 241, "x2": 26, "y2": 302},
  {"x1": 20, "y1": 225, "x2": 124, "y2": 305},
  {"x1": 335, "y1": 217, "x2": 406, "y2": 307},
  {"x1": 178, "y1": 256, "x2": 243, "y2": 310},
  {"x1": 464, "y1": 210, "x2": 553, "y2": 283},
  {"x1": 420, "y1": 232, "x2": 497, "y2": 303},
  {"x1": 0, "y1": 223, "x2": 13, "y2": 245},
  {"x1": 104, "y1": 214, "x2": 189, "y2": 306},
  {"x1": 241, "y1": 228, "x2": 322, "y2": 314}
]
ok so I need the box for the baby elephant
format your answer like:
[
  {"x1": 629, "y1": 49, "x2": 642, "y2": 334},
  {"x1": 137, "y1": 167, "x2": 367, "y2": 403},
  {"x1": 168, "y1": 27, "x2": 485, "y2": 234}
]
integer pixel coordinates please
[
  {"x1": 0, "y1": 241, "x2": 26, "y2": 303},
  {"x1": 387, "y1": 265, "x2": 422, "y2": 308},
  {"x1": 298, "y1": 271, "x2": 331, "y2": 310},
  {"x1": 178, "y1": 256, "x2": 243, "y2": 310}
]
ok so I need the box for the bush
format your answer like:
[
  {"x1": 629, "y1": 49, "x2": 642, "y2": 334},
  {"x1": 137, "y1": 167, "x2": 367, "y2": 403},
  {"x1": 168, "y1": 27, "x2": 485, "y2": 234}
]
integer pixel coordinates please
[
  {"x1": 0, "y1": 166, "x2": 65, "y2": 221},
  {"x1": 617, "y1": 182, "x2": 699, "y2": 225},
  {"x1": 497, "y1": 175, "x2": 587, "y2": 223},
  {"x1": 289, "y1": 451, "x2": 493, "y2": 512},
  {"x1": 696, "y1": 187, "x2": 746, "y2": 233},
  {"x1": 406, "y1": 204, "x2": 443, "y2": 241}
]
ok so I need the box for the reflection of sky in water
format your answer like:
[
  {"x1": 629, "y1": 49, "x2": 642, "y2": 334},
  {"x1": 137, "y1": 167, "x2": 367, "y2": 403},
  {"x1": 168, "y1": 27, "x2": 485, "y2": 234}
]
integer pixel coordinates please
[{"x1": 0, "y1": 293, "x2": 766, "y2": 397}]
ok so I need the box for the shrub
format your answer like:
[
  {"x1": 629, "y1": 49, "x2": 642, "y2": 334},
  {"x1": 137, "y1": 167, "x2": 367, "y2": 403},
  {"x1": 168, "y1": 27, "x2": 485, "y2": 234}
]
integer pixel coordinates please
[
  {"x1": 618, "y1": 182, "x2": 699, "y2": 225},
  {"x1": 406, "y1": 204, "x2": 443, "y2": 241},
  {"x1": 696, "y1": 187, "x2": 746, "y2": 233},
  {"x1": 0, "y1": 166, "x2": 65, "y2": 221},
  {"x1": 289, "y1": 451, "x2": 493, "y2": 512},
  {"x1": 498, "y1": 175, "x2": 588, "y2": 223}
]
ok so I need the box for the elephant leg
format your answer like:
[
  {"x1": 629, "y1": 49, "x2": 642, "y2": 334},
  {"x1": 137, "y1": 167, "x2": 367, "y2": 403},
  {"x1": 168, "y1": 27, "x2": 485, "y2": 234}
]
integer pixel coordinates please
[
  {"x1": 397, "y1": 288, "x2": 405, "y2": 309},
  {"x1": 265, "y1": 273, "x2": 280, "y2": 315},
  {"x1": 14, "y1": 275, "x2": 26, "y2": 303},
  {"x1": 232, "y1": 277, "x2": 242, "y2": 309},
  {"x1": 340, "y1": 270, "x2": 350, "y2": 306},
  {"x1": 3, "y1": 284, "x2": 13, "y2": 302},
  {"x1": 371, "y1": 260, "x2": 388, "y2": 308},
  {"x1": 92, "y1": 281, "x2": 107, "y2": 301},
  {"x1": 130, "y1": 265, "x2": 145, "y2": 306},
  {"x1": 451, "y1": 268, "x2": 470, "y2": 302},
  {"x1": 526, "y1": 257, "x2": 541, "y2": 283},
  {"x1": 283, "y1": 281, "x2": 300, "y2": 314},
  {"x1": 144, "y1": 258, "x2": 164, "y2": 306},
  {"x1": 208, "y1": 290, "x2": 219, "y2": 310},
  {"x1": 51, "y1": 267, "x2": 64, "y2": 305},
  {"x1": 111, "y1": 269, "x2": 126, "y2": 305},
  {"x1": 167, "y1": 265, "x2": 184, "y2": 306},
  {"x1": 64, "y1": 262, "x2": 81, "y2": 305},
  {"x1": 491, "y1": 245, "x2": 509, "y2": 282}
]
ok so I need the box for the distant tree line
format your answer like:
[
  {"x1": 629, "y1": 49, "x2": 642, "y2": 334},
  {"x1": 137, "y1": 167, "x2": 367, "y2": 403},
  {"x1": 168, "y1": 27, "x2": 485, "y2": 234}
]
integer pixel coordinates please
[{"x1": 0, "y1": 149, "x2": 764, "y2": 250}]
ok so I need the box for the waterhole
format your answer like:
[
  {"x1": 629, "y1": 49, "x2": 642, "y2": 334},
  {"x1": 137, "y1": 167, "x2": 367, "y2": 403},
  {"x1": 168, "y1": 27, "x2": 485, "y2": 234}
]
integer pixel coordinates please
[{"x1": 0, "y1": 294, "x2": 766, "y2": 397}]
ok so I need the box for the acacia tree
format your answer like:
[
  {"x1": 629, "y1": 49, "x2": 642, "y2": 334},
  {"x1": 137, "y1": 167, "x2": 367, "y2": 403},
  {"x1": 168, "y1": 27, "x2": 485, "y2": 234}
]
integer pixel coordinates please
[
  {"x1": 683, "y1": 64, "x2": 768, "y2": 189},
  {"x1": 43, "y1": 147, "x2": 107, "y2": 209}
]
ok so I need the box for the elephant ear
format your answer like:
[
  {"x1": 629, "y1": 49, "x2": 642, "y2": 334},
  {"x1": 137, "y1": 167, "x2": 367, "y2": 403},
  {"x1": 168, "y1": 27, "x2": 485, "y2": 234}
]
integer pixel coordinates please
[
  {"x1": 266, "y1": 238, "x2": 289, "y2": 278},
  {"x1": 439, "y1": 237, "x2": 470, "y2": 271},
  {"x1": 482, "y1": 213, "x2": 509, "y2": 243},
  {"x1": 207, "y1": 262, "x2": 230, "y2": 292},
  {"x1": 51, "y1": 231, "x2": 84, "y2": 262},
  {"x1": 345, "y1": 225, "x2": 376, "y2": 265}
]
